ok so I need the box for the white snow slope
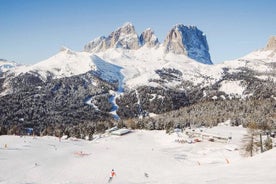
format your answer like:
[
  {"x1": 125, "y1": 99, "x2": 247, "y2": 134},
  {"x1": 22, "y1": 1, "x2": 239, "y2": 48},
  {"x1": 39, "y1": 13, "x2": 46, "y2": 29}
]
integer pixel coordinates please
[{"x1": 0, "y1": 125, "x2": 275, "y2": 184}]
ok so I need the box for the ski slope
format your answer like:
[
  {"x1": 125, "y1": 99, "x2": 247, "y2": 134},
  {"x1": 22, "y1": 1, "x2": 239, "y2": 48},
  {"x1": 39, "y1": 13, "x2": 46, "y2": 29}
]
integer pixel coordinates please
[{"x1": 0, "y1": 125, "x2": 275, "y2": 184}]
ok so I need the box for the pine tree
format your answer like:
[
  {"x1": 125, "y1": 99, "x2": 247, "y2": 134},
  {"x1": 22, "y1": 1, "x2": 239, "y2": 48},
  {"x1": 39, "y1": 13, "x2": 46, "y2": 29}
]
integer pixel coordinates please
[{"x1": 241, "y1": 122, "x2": 259, "y2": 157}]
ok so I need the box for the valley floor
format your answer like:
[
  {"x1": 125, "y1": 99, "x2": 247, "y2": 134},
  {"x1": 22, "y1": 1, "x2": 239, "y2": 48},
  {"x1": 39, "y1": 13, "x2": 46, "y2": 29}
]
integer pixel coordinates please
[{"x1": 0, "y1": 125, "x2": 275, "y2": 184}]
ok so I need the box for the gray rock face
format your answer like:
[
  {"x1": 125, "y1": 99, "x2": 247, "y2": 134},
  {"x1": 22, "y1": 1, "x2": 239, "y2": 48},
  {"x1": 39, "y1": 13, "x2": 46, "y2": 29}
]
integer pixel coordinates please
[
  {"x1": 163, "y1": 26, "x2": 187, "y2": 55},
  {"x1": 139, "y1": 28, "x2": 159, "y2": 47},
  {"x1": 84, "y1": 23, "x2": 140, "y2": 52},
  {"x1": 84, "y1": 23, "x2": 212, "y2": 64},
  {"x1": 163, "y1": 24, "x2": 212, "y2": 64},
  {"x1": 83, "y1": 36, "x2": 106, "y2": 53},
  {"x1": 265, "y1": 36, "x2": 276, "y2": 50},
  {"x1": 108, "y1": 22, "x2": 140, "y2": 50}
]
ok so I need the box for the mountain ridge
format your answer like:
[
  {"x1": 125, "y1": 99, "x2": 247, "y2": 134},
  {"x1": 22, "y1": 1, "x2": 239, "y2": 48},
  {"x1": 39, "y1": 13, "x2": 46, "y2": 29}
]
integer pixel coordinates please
[
  {"x1": 84, "y1": 22, "x2": 212, "y2": 64},
  {"x1": 0, "y1": 24, "x2": 275, "y2": 136}
]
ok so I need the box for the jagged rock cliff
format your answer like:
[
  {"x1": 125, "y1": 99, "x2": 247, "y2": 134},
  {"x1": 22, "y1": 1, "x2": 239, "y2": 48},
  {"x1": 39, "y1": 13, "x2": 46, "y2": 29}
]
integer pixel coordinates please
[
  {"x1": 84, "y1": 23, "x2": 212, "y2": 64},
  {"x1": 139, "y1": 28, "x2": 159, "y2": 47},
  {"x1": 265, "y1": 36, "x2": 276, "y2": 50},
  {"x1": 163, "y1": 24, "x2": 212, "y2": 64},
  {"x1": 84, "y1": 22, "x2": 140, "y2": 52}
]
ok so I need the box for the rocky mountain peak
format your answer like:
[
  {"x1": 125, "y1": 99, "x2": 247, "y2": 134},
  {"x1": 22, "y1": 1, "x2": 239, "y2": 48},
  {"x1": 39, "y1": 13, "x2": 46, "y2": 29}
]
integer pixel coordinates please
[
  {"x1": 265, "y1": 36, "x2": 276, "y2": 50},
  {"x1": 84, "y1": 23, "x2": 212, "y2": 64},
  {"x1": 163, "y1": 24, "x2": 212, "y2": 64},
  {"x1": 119, "y1": 22, "x2": 136, "y2": 34},
  {"x1": 139, "y1": 28, "x2": 159, "y2": 47},
  {"x1": 84, "y1": 22, "x2": 140, "y2": 52},
  {"x1": 109, "y1": 22, "x2": 140, "y2": 49}
]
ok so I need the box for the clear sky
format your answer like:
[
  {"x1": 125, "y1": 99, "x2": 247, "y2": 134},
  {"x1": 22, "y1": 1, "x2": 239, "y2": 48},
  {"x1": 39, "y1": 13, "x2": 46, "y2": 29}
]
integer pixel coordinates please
[{"x1": 0, "y1": 0, "x2": 275, "y2": 64}]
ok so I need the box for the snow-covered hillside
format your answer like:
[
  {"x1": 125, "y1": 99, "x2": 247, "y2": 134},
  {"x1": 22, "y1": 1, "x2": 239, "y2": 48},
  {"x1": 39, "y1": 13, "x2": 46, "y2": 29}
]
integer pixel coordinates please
[
  {"x1": 13, "y1": 48, "x2": 124, "y2": 84},
  {"x1": 0, "y1": 125, "x2": 275, "y2": 184},
  {"x1": 13, "y1": 48, "x2": 97, "y2": 80}
]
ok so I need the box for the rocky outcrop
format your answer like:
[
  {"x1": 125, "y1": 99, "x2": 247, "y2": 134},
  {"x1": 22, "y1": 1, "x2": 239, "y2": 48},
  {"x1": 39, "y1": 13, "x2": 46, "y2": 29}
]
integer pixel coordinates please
[
  {"x1": 83, "y1": 36, "x2": 106, "y2": 53},
  {"x1": 163, "y1": 25, "x2": 187, "y2": 55},
  {"x1": 265, "y1": 36, "x2": 276, "y2": 50},
  {"x1": 84, "y1": 22, "x2": 140, "y2": 52},
  {"x1": 108, "y1": 22, "x2": 140, "y2": 50},
  {"x1": 139, "y1": 28, "x2": 159, "y2": 47},
  {"x1": 163, "y1": 24, "x2": 212, "y2": 64},
  {"x1": 84, "y1": 23, "x2": 212, "y2": 65}
]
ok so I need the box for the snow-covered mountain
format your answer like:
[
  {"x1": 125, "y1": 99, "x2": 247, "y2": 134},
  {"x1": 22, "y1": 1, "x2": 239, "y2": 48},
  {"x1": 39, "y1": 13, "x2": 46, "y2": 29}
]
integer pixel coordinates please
[
  {"x1": 2, "y1": 24, "x2": 276, "y2": 102},
  {"x1": 0, "y1": 59, "x2": 18, "y2": 73},
  {"x1": 2, "y1": 25, "x2": 276, "y2": 95},
  {"x1": 0, "y1": 23, "x2": 275, "y2": 134},
  {"x1": 214, "y1": 36, "x2": 276, "y2": 97},
  {"x1": 13, "y1": 47, "x2": 97, "y2": 80},
  {"x1": 84, "y1": 22, "x2": 141, "y2": 52},
  {"x1": 84, "y1": 22, "x2": 211, "y2": 64},
  {"x1": 8, "y1": 23, "x2": 215, "y2": 89}
]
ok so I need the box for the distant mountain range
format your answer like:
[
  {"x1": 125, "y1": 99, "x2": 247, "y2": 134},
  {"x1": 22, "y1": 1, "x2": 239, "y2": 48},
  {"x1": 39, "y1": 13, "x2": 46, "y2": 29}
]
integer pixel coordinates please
[
  {"x1": 0, "y1": 23, "x2": 275, "y2": 136},
  {"x1": 0, "y1": 59, "x2": 18, "y2": 74}
]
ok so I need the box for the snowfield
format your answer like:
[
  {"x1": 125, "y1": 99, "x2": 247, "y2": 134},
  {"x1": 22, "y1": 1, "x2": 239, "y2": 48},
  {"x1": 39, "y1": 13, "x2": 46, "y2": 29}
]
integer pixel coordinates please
[{"x1": 1, "y1": 125, "x2": 275, "y2": 184}]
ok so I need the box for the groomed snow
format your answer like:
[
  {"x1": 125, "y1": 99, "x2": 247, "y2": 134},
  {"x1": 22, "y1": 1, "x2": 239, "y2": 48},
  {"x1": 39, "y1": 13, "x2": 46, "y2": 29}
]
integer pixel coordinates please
[{"x1": 1, "y1": 125, "x2": 275, "y2": 184}]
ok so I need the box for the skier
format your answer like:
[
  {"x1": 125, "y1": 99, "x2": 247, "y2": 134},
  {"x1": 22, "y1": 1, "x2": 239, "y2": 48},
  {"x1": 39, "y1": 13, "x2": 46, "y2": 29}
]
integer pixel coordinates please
[{"x1": 108, "y1": 169, "x2": 116, "y2": 183}]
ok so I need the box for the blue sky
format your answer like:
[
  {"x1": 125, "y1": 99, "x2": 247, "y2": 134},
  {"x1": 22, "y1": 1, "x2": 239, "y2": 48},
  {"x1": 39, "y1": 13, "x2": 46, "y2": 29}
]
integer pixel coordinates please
[{"x1": 0, "y1": 0, "x2": 275, "y2": 64}]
